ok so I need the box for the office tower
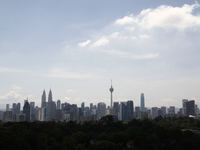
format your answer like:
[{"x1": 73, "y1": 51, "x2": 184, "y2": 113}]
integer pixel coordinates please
[
  {"x1": 113, "y1": 102, "x2": 119, "y2": 116},
  {"x1": 158, "y1": 108, "x2": 163, "y2": 116},
  {"x1": 30, "y1": 102, "x2": 35, "y2": 121},
  {"x1": 161, "y1": 106, "x2": 166, "y2": 116},
  {"x1": 168, "y1": 106, "x2": 175, "y2": 117},
  {"x1": 6, "y1": 104, "x2": 9, "y2": 110},
  {"x1": 140, "y1": 93, "x2": 145, "y2": 111},
  {"x1": 41, "y1": 90, "x2": 46, "y2": 108},
  {"x1": 81, "y1": 102, "x2": 85, "y2": 116},
  {"x1": 17, "y1": 103, "x2": 20, "y2": 114},
  {"x1": 140, "y1": 111, "x2": 149, "y2": 119},
  {"x1": 135, "y1": 106, "x2": 140, "y2": 119},
  {"x1": 119, "y1": 102, "x2": 127, "y2": 120},
  {"x1": 186, "y1": 100, "x2": 195, "y2": 116},
  {"x1": 57, "y1": 100, "x2": 61, "y2": 109},
  {"x1": 23, "y1": 100, "x2": 30, "y2": 122},
  {"x1": 195, "y1": 104, "x2": 199, "y2": 115},
  {"x1": 46, "y1": 89, "x2": 54, "y2": 121},
  {"x1": 109, "y1": 80, "x2": 114, "y2": 107},
  {"x1": 127, "y1": 100, "x2": 133, "y2": 120},
  {"x1": 5, "y1": 109, "x2": 12, "y2": 122},
  {"x1": 97, "y1": 102, "x2": 106, "y2": 119},
  {"x1": 12, "y1": 103, "x2": 17, "y2": 115},
  {"x1": 90, "y1": 103, "x2": 93, "y2": 110},
  {"x1": 16, "y1": 114, "x2": 25, "y2": 122},
  {"x1": 182, "y1": 99, "x2": 188, "y2": 116},
  {"x1": 81, "y1": 102, "x2": 85, "y2": 110},
  {"x1": 151, "y1": 107, "x2": 158, "y2": 119}
]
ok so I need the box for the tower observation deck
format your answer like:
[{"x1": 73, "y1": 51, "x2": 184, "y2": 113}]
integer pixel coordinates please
[{"x1": 109, "y1": 80, "x2": 114, "y2": 107}]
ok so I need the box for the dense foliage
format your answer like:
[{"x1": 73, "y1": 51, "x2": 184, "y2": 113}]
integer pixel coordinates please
[{"x1": 1, "y1": 116, "x2": 200, "y2": 150}]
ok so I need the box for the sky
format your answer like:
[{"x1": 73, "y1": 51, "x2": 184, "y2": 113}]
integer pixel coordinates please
[{"x1": 1, "y1": 0, "x2": 200, "y2": 110}]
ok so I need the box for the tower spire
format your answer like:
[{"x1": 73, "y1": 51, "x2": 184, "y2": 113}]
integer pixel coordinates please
[{"x1": 109, "y1": 79, "x2": 114, "y2": 107}]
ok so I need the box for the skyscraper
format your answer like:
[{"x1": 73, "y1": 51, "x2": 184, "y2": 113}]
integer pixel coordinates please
[
  {"x1": 127, "y1": 100, "x2": 133, "y2": 120},
  {"x1": 182, "y1": 99, "x2": 188, "y2": 116},
  {"x1": 46, "y1": 89, "x2": 54, "y2": 121},
  {"x1": 57, "y1": 100, "x2": 61, "y2": 110},
  {"x1": 109, "y1": 80, "x2": 114, "y2": 107},
  {"x1": 41, "y1": 90, "x2": 46, "y2": 108},
  {"x1": 119, "y1": 102, "x2": 127, "y2": 121},
  {"x1": 186, "y1": 100, "x2": 195, "y2": 116},
  {"x1": 140, "y1": 93, "x2": 145, "y2": 111},
  {"x1": 23, "y1": 100, "x2": 30, "y2": 122}
]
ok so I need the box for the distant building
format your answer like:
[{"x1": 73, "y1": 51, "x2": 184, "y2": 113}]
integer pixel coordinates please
[
  {"x1": 135, "y1": 106, "x2": 140, "y2": 119},
  {"x1": 23, "y1": 100, "x2": 30, "y2": 122},
  {"x1": 182, "y1": 99, "x2": 188, "y2": 116},
  {"x1": 109, "y1": 80, "x2": 114, "y2": 107},
  {"x1": 140, "y1": 93, "x2": 145, "y2": 111},
  {"x1": 161, "y1": 106, "x2": 166, "y2": 117},
  {"x1": 16, "y1": 114, "x2": 25, "y2": 122},
  {"x1": 127, "y1": 100, "x2": 133, "y2": 120},
  {"x1": 5, "y1": 109, "x2": 12, "y2": 122},
  {"x1": 41, "y1": 90, "x2": 46, "y2": 108},
  {"x1": 151, "y1": 107, "x2": 158, "y2": 119},
  {"x1": 119, "y1": 102, "x2": 127, "y2": 121},
  {"x1": 140, "y1": 111, "x2": 148, "y2": 119},
  {"x1": 57, "y1": 100, "x2": 61, "y2": 110},
  {"x1": 113, "y1": 102, "x2": 119, "y2": 116},
  {"x1": 167, "y1": 106, "x2": 175, "y2": 117},
  {"x1": 46, "y1": 89, "x2": 54, "y2": 121},
  {"x1": 6, "y1": 104, "x2": 9, "y2": 111},
  {"x1": 186, "y1": 100, "x2": 195, "y2": 116}
]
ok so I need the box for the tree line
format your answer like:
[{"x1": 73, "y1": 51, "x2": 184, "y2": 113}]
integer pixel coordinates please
[{"x1": 1, "y1": 116, "x2": 200, "y2": 150}]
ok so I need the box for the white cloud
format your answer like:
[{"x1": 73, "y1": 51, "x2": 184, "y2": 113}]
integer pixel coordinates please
[
  {"x1": 93, "y1": 37, "x2": 109, "y2": 46},
  {"x1": 63, "y1": 97, "x2": 71, "y2": 100},
  {"x1": 139, "y1": 34, "x2": 151, "y2": 39},
  {"x1": 115, "y1": 2, "x2": 200, "y2": 30},
  {"x1": 0, "y1": 85, "x2": 33, "y2": 104},
  {"x1": 12, "y1": 84, "x2": 22, "y2": 91},
  {"x1": 115, "y1": 14, "x2": 138, "y2": 25},
  {"x1": 110, "y1": 32, "x2": 119, "y2": 38},
  {"x1": 104, "y1": 49, "x2": 159, "y2": 59},
  {"x1": 125, "y1": 26, "x2": 135, "y2": 31},
  {"x1": 66, "y1": 89, "x2": 76, "y2": 93},
  {"x1": 78, "y1": 40, "x2": 91, "y2": 47}
]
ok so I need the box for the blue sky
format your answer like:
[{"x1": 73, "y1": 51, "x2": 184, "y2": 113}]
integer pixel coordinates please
[{"x1": 1, "y1": 0, "x2": 200, "y2": 109}]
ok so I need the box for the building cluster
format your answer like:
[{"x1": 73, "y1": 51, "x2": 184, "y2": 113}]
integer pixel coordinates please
[{"x1": 0, "y1": 84, "x2": 199, "y2": 122}]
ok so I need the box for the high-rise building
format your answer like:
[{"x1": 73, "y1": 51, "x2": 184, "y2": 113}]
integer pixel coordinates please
[
  {"x1": 113, "y1": 102, "x2": 119, "y2": 116},
  {"x1": 161, "y1": 106, "x2": 166, "y2": 116},
  {"x1": 109, "y1": 80, "x2": 114, "y2": 108},
  {"x1": 119, "y1": 102, "x2": 127, "y2": 121},
  {"x1": 140, "y1": 93, "x2": 145, "y2": 111},
  {"x1": 127, "y1": 100, "x2": 133, "y2": 120},
  {"x1": 57, "y1": 100, "x2": 61, "y2": 110},
  {"x1": 17, "y1": 103, "x2": 20, "y2": 114},
  {"x1": 151, "y1": 107, "x2": 158, "y2": 119},
  {"x1": 5, "y1": 109, "x2": 12, "y2": 122},
  {"x1": 12, "y1": 103, "x2": 17, "y2": 115},
  {"x1": 6, "y1": 104, "x2": 9, "y2": 110},
  {"x1": 182, "y1": 99, "x2": 188, "y2": 116},
  {"x1": 186, "y1": 100, "x2": 195, "y2": 116},
  {"x1": 41, "y1": 90, "x2": 46, "y2": 108},
  {"x1": 98, "y1": 102, "x2": 106, "y2": 119},
  {"x1": 135, "y1": 106, "x2": 140, "y2": 119},
  {"x1": 46, "y1": 89, "x2": 54, "y2": 121},
  {"x1": 23, "y1": 100, "x2": 30, "y2": 122}
]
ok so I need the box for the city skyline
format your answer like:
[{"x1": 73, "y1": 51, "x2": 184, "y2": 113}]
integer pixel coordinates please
[{"x1": 1, "y1": 0, "x2": 200, "y2": 109}]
